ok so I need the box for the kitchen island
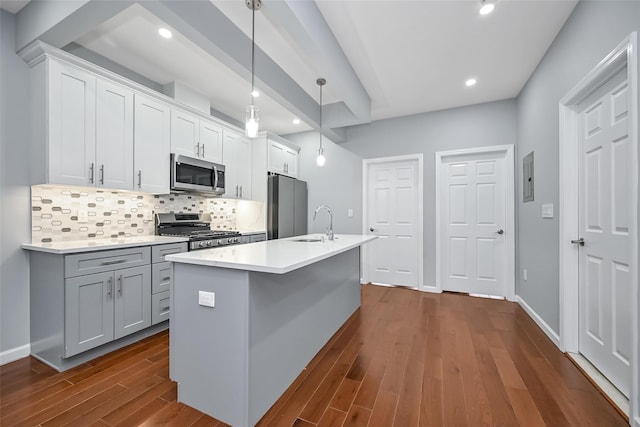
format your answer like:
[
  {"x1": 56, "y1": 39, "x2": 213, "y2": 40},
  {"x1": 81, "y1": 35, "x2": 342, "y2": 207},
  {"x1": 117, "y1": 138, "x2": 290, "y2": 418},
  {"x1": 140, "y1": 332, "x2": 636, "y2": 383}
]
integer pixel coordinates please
[{"x1": 166, "y1": 234, "x2": 375, "y2": 427}]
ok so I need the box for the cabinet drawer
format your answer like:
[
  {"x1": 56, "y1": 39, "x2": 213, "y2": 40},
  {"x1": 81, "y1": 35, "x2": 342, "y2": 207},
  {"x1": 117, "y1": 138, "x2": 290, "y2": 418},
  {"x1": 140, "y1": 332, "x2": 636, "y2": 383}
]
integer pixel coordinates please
[
  {"x1": 152, "y1": 290, "x2": 171, "y2": 325},
  {"x1": 65, "y1": 247, "x2": 150, "y2": 278},
  {"x1": 152, "y1": 262, "x2": 172, "y2": 294},
  {"x1": 152, "y1": 243, "x2": 188, "y2": 263}
]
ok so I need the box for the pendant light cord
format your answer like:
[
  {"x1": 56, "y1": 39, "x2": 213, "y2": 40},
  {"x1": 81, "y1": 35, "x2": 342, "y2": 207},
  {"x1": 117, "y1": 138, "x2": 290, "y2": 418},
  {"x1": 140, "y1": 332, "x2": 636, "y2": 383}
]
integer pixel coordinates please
[
  {"x1": 251, "y1": 3, "x2": 256, "y2": 106},
  {"x1": 319, "y1": 82, "x2": 323, "y2": 150}
]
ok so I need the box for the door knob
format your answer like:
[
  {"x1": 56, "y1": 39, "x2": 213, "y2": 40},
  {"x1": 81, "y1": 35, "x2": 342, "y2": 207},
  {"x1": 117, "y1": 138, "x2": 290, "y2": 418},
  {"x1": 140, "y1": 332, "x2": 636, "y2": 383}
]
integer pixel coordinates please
[
  {"x1": 369, "y1": 227, "x2": 375, "y2": 232},
  {"x1": 571, "y1": 238, "x2": 585, "y2": 246},
  {"x1": 496, "y1": 229, "x2": 504, "y2": 235}
]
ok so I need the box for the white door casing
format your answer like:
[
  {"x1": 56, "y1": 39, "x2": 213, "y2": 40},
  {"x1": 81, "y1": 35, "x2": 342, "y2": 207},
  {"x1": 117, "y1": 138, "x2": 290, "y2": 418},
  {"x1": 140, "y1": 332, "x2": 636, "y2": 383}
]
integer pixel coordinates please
[
  {"x1": 362, "y1": 155, "x2": 423, "y2": 289},
  {"x1": 435, "y1": 145, "x2": 515, "y2": 301},
  {"x1": 559, "y1": 33, "x2": 638, "y2": 422}
]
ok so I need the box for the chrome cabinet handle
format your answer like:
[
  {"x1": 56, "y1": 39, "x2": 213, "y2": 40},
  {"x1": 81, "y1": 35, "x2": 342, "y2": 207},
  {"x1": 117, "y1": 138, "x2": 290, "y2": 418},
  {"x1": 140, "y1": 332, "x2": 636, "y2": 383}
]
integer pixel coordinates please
[
  {"x1": 101, "y1": 259, "x2": 126, "y2": 266},
  {"x1": 239, "y1": 186, "x2": 243, "y2": 198},
  {"x1": 162, "y1": 276, "x2": 171, "y2": 281},
  {"x1": 137, "y1": 170, "x2": 142, "y2": 188},
  {"x1": 571, "y1": 238, "x2": 585, "y2": 246},
  {"x1": 496, "y1": 229, "x2": 504, "y2": 235},
  {"x1": 117, "y1": 275, "x2": 122, "y2": 295},
  {"x1": 196, "y1": 143, "x2": 200, "y2": 157},
  {"x1": 201, "y1": 143, "x2": 205, "y2": 158},
  {"x1": 99, "y1": 165, "x2": 104, "y2": 185},
  {"x1": 235, "y1": 185, "x2": 239, "y2": 197},
  {"x1": 89, "y1": 163, "x2": 94, "y2": 184},
  {"x1": 107, "y1": 277, "x2": 112, "y2": 296}
]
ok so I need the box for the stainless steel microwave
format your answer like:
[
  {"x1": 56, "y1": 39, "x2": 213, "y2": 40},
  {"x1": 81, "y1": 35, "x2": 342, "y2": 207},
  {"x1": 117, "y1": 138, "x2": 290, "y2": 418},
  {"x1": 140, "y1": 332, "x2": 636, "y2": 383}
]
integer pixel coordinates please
[{"x1": 170, "y1": 154, "x2": 225, "y2": 195}]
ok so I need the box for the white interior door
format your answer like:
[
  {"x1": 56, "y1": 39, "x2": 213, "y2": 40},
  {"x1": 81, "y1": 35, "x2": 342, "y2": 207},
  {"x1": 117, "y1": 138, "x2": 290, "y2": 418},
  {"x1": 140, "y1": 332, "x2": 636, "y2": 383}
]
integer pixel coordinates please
[
  {"x1": 577, "y1": 67, "x2": 631, "y2": 398},
  {"x1": 367, "y1": 159, "x2": 420, "y2": 287},
  {"x1": 441, "y1": 152, "x2": 506, "y2": 296}
]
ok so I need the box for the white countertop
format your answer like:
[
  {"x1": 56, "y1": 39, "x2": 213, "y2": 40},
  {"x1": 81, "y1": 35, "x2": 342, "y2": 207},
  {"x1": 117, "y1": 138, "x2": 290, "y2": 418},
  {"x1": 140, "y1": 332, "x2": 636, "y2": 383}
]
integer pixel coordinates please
[
  {"x1": 166, "y1": 234, "x2": 377, "y2": 274},
  {"x1": 22, "y1": 235, "x2": 189, "y2": 254}
]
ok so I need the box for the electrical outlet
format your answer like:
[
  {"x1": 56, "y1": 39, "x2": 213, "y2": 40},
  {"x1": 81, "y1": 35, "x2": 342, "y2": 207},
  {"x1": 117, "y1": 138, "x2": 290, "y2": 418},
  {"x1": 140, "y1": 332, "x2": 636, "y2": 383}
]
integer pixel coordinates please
[
  {"x1": 347, "y1": 209, "x2": 354, "y2": 218},
  {"x1": 523, "y1": 269, "x2": 528, "y2": 281},
  {"x1": 77, "y1": 210, "x2": 88, "y2": 223},
  {"x1": 198, "y1": 291, "x2": 215, "y2": 308}
]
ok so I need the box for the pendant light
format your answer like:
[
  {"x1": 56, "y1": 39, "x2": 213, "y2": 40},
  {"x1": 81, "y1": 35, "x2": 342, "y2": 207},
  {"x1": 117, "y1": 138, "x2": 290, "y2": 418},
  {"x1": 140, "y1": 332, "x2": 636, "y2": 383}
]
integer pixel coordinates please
[
  {"x1": 316, "y1": 78, "x2": 326, "y2": 167},
  {"x1": 245, "y1": 0, "x2": 261, "y2": 138}
]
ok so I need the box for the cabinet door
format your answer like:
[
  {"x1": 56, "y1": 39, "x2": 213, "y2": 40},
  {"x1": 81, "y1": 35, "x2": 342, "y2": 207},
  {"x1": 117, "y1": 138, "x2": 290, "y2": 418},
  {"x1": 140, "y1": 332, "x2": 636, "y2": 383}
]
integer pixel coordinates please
[
  {"x1": 134, "y1": 95, "x2": 170, "y2": 194},
  {"x1": 236, "y1": 136, "x2": 252, "y2": 199},
  {"x1": 222, "y1": 131, "x2": 239, "y2": 198},
  {"x1": 48, "y1": 60, "x2": 96, "y2": 186},
  {"x1": 64, "y1": 272, "x2": 114, "y2": 357},
  {"x1": 96, "y1": 79, "x2": 134, "y2": 190},
  {"x1": 267, "y1": 141, "x2": 285, "y2": 175},
  {"x1": 283, "y1": 148, "x2": 298, "y2": 178},
  {"x1": 200, "y1": 120, "x2": 223, "y2": 163},
  {"x1": 114, "y1": 265, "x2": 151, "y2": 340},
  {"x1": 171, "y1": 109, "x2": 199, "y2": 158}
]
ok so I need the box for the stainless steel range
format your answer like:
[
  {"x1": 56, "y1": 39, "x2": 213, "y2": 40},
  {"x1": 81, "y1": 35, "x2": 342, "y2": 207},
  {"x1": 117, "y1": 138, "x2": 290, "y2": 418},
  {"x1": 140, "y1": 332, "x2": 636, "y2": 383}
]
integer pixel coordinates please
[{"x1": 156, "y1": 213, "x2": 241, "y2": 251}]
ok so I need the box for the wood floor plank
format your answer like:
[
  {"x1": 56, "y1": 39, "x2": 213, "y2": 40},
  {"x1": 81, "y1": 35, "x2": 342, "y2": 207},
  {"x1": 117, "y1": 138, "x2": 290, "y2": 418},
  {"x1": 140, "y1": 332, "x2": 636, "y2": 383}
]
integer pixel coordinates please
[
  {"x1": 367, "y1": 390, "x2": 398, "y2": 427},
  {"x1": 342, "y1": 405, "x2": 371, "y2": 427},
  {"x1": 317, "y1": 407, "x2": 347, "y2": 427},
  {"x1": 0, "y1": 285, "x2": 627, "y2": 427}
]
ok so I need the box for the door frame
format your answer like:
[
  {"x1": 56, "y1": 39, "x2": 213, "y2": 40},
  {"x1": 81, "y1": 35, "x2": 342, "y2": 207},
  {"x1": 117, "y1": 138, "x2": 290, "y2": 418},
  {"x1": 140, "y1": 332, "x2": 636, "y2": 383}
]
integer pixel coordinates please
[
  {"x1": 361, "y1": 154, "x2": 424, "y2": 290},
  {"x1": 435, "y1": 145, "x2": 516, "y2": 301},
  {"x1": 559, "y1": 33, "x2": 638, "y2": 423}
]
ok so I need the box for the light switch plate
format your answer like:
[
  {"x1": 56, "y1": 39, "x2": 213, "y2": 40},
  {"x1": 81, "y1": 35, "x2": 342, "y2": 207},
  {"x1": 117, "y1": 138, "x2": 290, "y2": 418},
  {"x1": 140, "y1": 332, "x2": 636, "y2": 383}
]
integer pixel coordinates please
[
  {"x1": 198, "y1": 291, "x2": 215, "y2": 308},
  {"x1": 348, "y1": 209, "x2": 354, "y2": 218},
  {"x1": 541, "y1": 203, "x2": 554, "y2": 219}
]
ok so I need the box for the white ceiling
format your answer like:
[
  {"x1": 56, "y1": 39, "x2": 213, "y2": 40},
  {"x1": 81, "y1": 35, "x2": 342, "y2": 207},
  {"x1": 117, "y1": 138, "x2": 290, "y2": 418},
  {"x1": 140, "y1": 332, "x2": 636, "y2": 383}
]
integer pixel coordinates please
[
  {"x1": 3, "y1": 0, "x2": 579, "y2": 136},
  {"x1": 0, "y1": 0, "x2": 29, "y2": 14}
]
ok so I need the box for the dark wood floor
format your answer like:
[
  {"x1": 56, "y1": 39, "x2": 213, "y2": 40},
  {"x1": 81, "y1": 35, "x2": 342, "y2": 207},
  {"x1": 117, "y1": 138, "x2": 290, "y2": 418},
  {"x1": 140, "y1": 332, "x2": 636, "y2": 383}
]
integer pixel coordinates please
[{"x1": 0, "y1": 285, "x2": 627, "y2": 426}]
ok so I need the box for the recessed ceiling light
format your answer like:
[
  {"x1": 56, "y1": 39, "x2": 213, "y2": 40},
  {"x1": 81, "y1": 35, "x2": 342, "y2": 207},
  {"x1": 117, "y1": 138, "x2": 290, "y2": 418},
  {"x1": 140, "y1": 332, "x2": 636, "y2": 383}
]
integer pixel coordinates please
[
  {"x1": 479, "y1": 2, "x2": 495, "y2": 15},
  {"x1": 293, "y1": 118, "x2": 301, "y2": 125},
  {"x1": 251, "y1": 90, "x2": 260, "y2": 97},
  {"x1": 158, "y1": 28, "x2": 172, "y2": 39},
  {"x1": 465, "y1": 78, "x2": 477, "y2": 87}
]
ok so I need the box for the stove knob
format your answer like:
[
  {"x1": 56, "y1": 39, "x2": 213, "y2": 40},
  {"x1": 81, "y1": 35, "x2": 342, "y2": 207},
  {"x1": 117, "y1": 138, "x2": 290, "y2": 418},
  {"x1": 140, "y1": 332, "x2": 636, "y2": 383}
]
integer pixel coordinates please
[
  {"x1": 198, "y1": 241, "x2": 207, "y2": 248},
  {"x1": 206, "y1": 240, "x2": 214, "y2": 247},
  {"x1": 218, "y1": 239, "x2": 226, "y2": 245},
  {"x1": 234, "y1": 237, "x2": 240, "y2": 243}
]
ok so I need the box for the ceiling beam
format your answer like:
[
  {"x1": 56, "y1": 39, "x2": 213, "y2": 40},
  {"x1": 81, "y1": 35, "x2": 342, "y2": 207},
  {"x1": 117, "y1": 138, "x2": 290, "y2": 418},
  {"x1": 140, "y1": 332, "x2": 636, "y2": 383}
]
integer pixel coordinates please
[
  {"x1": 13, "y1": 0, "x2": 370, "y2": 141},
  {"x1": 15, "y1": 0, "x2": 131, "y2": 52}
]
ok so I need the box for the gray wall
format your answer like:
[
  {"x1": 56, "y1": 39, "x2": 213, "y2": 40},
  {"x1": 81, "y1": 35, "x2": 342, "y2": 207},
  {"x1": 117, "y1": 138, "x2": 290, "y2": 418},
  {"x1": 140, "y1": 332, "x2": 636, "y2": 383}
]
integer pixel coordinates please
[
  {"x1": 516, "y1": 0, "x2": 640, "y2": 334},
  {"x1": 286, "y1": 132, "x2": 363, "y2": 235},
  {"x1": 0, "y1": 10, "x2": 32, "y2": 357},
  {"x1": 341, "y1": 99, "x2": 518, "y2": 287}
]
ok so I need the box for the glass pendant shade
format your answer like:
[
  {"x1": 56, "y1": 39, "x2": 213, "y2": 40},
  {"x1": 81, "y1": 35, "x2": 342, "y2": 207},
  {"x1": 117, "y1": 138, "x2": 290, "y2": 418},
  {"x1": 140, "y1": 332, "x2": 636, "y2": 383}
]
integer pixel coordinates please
[
  {"x1": 245, "y1": 105, "x2": 259, "y2": 138},
  {"x1": 316, "y1": 148, "x2": 326, "y2": 167}
]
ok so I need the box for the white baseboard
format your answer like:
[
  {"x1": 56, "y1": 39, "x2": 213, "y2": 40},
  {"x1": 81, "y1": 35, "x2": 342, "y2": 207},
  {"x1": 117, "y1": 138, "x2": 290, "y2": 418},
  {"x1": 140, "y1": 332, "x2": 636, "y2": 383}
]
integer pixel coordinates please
[
  {"x1": 516, "y1": 296, "x2": 561, "y2": 349},
  {"x1": 0, "y1": 343, "x2": 31, "y2": 365}
]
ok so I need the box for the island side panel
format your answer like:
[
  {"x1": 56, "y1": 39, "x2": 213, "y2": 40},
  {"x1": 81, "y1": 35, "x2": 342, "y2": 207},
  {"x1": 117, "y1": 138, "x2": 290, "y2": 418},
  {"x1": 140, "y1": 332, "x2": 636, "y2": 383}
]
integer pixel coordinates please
[
  {"x1": 248, "y1": 247, "x2": 361, "y2": 425},
  {"x1": 171, "y1": 263, "x2": 251, "y2": 427}
]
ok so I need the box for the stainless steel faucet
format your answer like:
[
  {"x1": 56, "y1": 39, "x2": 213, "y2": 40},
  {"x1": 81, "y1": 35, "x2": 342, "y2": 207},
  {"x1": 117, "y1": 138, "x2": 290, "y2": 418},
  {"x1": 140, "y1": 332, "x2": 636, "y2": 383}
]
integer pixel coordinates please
[{"x1": 313, "y1": 205, "x2": 334, "y2": 240}]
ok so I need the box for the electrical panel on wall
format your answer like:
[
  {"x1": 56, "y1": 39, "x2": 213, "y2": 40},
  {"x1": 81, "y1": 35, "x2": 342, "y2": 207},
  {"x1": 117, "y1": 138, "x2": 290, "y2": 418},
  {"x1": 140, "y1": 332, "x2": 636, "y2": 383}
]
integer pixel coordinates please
[{"x1": 523, "y1": 151, "x2": 534, "y2": 203}]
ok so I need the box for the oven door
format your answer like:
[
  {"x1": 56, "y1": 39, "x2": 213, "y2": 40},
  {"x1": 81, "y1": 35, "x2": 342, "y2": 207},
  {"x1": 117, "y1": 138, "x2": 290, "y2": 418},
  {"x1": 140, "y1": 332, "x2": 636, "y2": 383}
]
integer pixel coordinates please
[{"x1": 171, "y1": 154, "x2": 222, "y2": 194}]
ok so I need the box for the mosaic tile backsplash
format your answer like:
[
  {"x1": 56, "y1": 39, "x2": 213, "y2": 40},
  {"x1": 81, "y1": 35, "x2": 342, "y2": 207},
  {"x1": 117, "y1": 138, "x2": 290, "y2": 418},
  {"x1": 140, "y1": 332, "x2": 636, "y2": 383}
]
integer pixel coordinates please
[{"x1": 31, "y1": 185, "x2": 265, "y2": 243}]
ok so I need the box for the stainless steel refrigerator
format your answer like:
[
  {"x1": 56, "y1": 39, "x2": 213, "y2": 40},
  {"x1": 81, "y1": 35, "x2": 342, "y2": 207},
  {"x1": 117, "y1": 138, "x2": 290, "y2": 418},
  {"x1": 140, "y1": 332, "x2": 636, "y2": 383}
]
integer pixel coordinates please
[{"x1": 267, "y1": 174, "x2": 308, "y2": 239}]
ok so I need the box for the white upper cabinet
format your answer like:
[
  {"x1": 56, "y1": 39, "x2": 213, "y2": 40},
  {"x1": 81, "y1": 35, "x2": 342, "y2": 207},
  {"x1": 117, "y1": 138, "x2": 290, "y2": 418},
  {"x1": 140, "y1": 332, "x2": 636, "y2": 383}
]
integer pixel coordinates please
[
  {"x1": 46, "y1": 60, "x2": 134, "y2": 190},
  {"x1": 171, "y1": 109, "x2": 223, "y2": 164},
  {"x1": 222, "y1": 130, "x2": 252, "y2": 199},
  {"x1": 96, "y1": 79, "x2": 134, "y2": 190},
  {"x1": 268, "y1": 139, "x2": 298, "y2": 178},
  {"x1": 199, "y1": 120, "x2": 223, "y2": 164},
  {"x1": 47, "y1": 59, "x2": 97, "y2": 186},
  {"x1": 134, "y1": 95, "x2": 171, "y2": 194}
]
